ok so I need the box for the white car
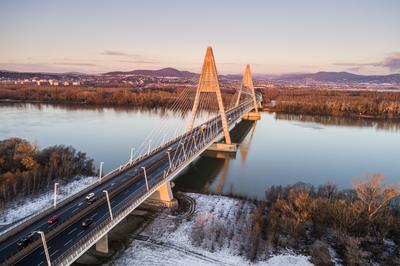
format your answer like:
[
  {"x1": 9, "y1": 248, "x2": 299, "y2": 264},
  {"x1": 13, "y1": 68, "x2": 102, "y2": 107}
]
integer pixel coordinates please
[{"x1": 85, "y1": 193, "x2": 95, "y2": 200}]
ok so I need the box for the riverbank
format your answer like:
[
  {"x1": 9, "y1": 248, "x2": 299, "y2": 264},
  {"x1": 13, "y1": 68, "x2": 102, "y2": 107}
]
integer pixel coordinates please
[
  {"x1": 0, "y1": 138, "x2": 95, "y2": 206},
  {"x1": 5, "y1": 85, "x2": 400, "y2": 121},
  {"x1": 1, "y1": 175, "x2": 398, "y2": 265},
  {"x1": 111, "y1": 178, "x2": 400, "y2": 265},
  {"x1": 263, "y1": 107, "x2": 400, "y2": 122},
  {"x1": 108, "y1": 193, "x2": 314, "y2": 266},
  {"x1": 262, "y1": 88, "x2": 400, "y2": 120}
]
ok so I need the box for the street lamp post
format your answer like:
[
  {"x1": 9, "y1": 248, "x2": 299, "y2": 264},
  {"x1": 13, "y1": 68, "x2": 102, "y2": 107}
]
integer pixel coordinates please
[
  {"x1": 103, "y1": 190, "x2": 113, "y2": 220},
  {"x1": 37, "y1": 231, "x2": 51, "y2": 266},
  {"x1": 130, "y1": 148, "x2": 135, "y2": 163},
  {"x1": 53, "y1": 182, "x2": 59, "y2": 208},
  {"x1": 147, "y1": 139, "x2": 152, "y2": 155},
  {"x1": 99, "y1": 161, "x2": 104, "y2": 182},
  {"x1": 141, "y1": 167, "x2": 149, "y2": 191}
]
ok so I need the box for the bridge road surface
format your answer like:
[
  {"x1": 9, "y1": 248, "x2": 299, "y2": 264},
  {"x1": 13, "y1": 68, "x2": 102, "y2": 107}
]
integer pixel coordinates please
[{"x1": 0, "y1": 100, "x2": 253, "y2": 265}]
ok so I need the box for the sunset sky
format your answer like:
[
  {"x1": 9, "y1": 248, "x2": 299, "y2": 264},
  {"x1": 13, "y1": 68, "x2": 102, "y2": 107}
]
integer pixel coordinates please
[{"x1": 1, "y1": 0, "x2": 399, "y2": 75}]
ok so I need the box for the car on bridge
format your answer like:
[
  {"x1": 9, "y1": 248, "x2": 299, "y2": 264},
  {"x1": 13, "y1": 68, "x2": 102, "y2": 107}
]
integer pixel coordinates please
[
  {"x1": 86, "y1": 192, "x2": 97, "y2": 204},
  {"x1": 16, "y1": 232, "x2": 37, "y2": 248},
  {"x1": 47, "y1": 215, "x2": 59, "y2": 224},
  {"x1": 86, "y1": 192, "x2": 95, "y2": 200},
  {"x1": 16, "y1": 237, "x2": 30, "y2": 248},
  {"x1": 81, "y1": 218, "x2": 94, "y2": 228}
]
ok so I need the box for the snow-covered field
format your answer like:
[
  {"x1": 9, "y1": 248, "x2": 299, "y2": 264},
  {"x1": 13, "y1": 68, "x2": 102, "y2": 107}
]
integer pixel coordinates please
[
  {"x1": 0, "y1": 176, "x2": 96, "y2": 225},
  {"x1": 109, "y1": 193, "x2": 313, "y2": 266}
]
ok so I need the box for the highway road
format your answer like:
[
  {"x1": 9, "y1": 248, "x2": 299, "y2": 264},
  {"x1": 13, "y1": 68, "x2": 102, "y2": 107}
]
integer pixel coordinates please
[{"x1": 0, "y1": 100, "x2": 254, "y2": 265}]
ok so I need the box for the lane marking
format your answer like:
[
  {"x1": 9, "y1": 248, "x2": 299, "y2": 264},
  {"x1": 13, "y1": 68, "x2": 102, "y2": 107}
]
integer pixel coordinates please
[
  {"x1": 91, "y1": 212, "x2": 98, "y2": 218},
  {"x1": 37, "y1": 262, "x2": 44, "y2": 266},
  {"x1": 64, "y1": 239, "x2": 73, "y2": 247},
  {"x1": 68, "y1": 228, "x2": 77, "y2": 235},
  {"x1": 47, "y1": 223, "x2": 56, "y2": 229},
  {"x1": 78, "y1": 202, "x2": 83, "y2": 206},
  {"x1": 77, "y1": 231, "x2": 84, "y2": 237},
  {"x1": 40, "y1": 246, "x2": 52, "y2": 255},
  {"x1": 50, "y1": 249, "x2": 59, "y2": 257},
  {"x1": 71, "y1": 207, "x2": 79, "y2": 214}
]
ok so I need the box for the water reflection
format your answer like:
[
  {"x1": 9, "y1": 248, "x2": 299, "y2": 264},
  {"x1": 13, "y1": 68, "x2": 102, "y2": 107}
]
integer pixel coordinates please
[
  {"x1": 174, "y1": 120, "x2": 257, "y2": 195},
  {"x1": 274, "y1": 112, "x2": 400, "y2": 132},
  {"x1": 175, "y1": 112, "x2": 400, "y2": 198}
]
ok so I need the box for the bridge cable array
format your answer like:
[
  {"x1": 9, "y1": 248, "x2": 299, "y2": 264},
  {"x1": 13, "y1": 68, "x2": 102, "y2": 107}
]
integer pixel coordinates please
[{"x1": 114, "y1": 48, "x2": 258, "y2": 175}]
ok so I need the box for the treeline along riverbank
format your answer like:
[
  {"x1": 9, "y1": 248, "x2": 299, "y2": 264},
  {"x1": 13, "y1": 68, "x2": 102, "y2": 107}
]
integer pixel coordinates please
[
  {"x1": 0, "y1": 138, "x2": 94, "y2": 207},
  {"x1": 193, "y1": 175, "x2": 400, "y2": 265},
  {"x1": 1, "y1": 85, "x2": 399, "y2": 120},
  {"x1": 0, "y1": 85, "x2": 236, "y2": 109},
  {"x1": 263, "y1": 88, "x2": 400, "y2": 119}
]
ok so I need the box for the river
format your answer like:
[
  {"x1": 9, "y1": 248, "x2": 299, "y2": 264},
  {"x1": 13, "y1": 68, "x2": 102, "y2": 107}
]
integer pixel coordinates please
[{"x1": 1, "y1": 103, "x2": 399, "y2": 199}]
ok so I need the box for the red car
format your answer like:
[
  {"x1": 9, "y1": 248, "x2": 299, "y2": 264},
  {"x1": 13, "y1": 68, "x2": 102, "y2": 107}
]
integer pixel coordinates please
[{"x1": 47, "y1": 215, "x2": 59, "y2": 224}]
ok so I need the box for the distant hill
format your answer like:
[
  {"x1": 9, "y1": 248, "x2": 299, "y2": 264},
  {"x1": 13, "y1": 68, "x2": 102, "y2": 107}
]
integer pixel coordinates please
[
  {"x1": 1, "y1": 69, "x2": 399, "y2": 84},
  {"x1": 104, "y1": 67, "x2": 199, "y2": 79},
  {"x1": 273, "y1": 71, "x2": 400, "y2": 84},
  {"x1": 104, "y1": 68, "x2": 248, "y2": 81}
]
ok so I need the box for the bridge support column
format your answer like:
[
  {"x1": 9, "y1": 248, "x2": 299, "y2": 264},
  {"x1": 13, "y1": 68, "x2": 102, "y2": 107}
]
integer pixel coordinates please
[
  {"x1": 95, "y1": 234, "x2": 109, "y2": 254},
  {"x1": 147, "y1": 182, "x2": 178, "y2": 208},
  {"x1": 243, "y1": 111, "x2": 261, "y2": 120},
  {"x1": 206, "y1": 142, "x2": 237, "y2": 153}
]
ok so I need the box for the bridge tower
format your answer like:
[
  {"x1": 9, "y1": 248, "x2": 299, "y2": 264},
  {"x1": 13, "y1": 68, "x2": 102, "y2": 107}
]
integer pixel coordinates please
[
  {"x1": 239, "y1": 64, "x2": 261, "y2": 120},
  {"x1": 188, "y1": 47, "x2": 234, "y2": 150}
]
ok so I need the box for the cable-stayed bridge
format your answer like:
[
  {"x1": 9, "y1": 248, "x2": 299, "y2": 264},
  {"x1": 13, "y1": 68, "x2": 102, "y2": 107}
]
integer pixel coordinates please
[{"x1": 0, "y1": 47, "x2": 262, "y2": 266}]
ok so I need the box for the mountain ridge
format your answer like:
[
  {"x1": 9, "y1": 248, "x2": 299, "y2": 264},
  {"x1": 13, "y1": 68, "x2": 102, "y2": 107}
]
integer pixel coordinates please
[
  {"x1": 274, "y1": 71, "x2": 400, "y2": 83},
  {"x1": 1, "y1": 69, "x2": 399, "y2": 84},
  {"x1": 103, "y1": 67, "x2": 198, "y2": 79}
]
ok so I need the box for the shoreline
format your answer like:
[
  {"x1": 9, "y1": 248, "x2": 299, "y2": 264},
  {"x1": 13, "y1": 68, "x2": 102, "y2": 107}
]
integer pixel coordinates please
[
  {"x1": 263, "y1": 107, "x2": 400, "y2": 121},
  {"x1": 1, "y1": 99, "x2": 399, "y2": 122}
]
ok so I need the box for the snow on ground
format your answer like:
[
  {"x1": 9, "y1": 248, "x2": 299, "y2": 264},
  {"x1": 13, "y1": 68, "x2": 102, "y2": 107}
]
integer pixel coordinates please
[
  {"x1": 0, "y1": 176, "x2": 96, "y2": 224},
  {"x1": 109, "y1": 193, "x2": 313, "y2": 266}
]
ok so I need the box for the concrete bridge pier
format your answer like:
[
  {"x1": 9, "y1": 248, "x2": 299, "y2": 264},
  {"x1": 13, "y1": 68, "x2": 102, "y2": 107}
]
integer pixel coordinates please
[
  {"x1": 206, "y1": 142, "x2": 237, "y2": 153},
  {"x1": 147, "y1": 181, "x2": 178, "y2": 208},
  {"x1": 243, "y1": 111, "x2": 261, "y2": 121},
  {"x1": 95, "y1": 234, "x2": 109, "y2": 254}
]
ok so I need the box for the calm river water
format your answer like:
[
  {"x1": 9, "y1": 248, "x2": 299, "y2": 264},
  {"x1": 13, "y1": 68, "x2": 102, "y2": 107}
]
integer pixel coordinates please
[{"x1": 1, "y1": 103, "x2": 399, "y2": 199}]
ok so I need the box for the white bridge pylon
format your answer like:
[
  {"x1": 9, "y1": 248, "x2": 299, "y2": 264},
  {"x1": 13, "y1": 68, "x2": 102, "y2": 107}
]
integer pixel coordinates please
[{"x1": 187, "y1": 46, "x2": 232, "y2": 144}]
